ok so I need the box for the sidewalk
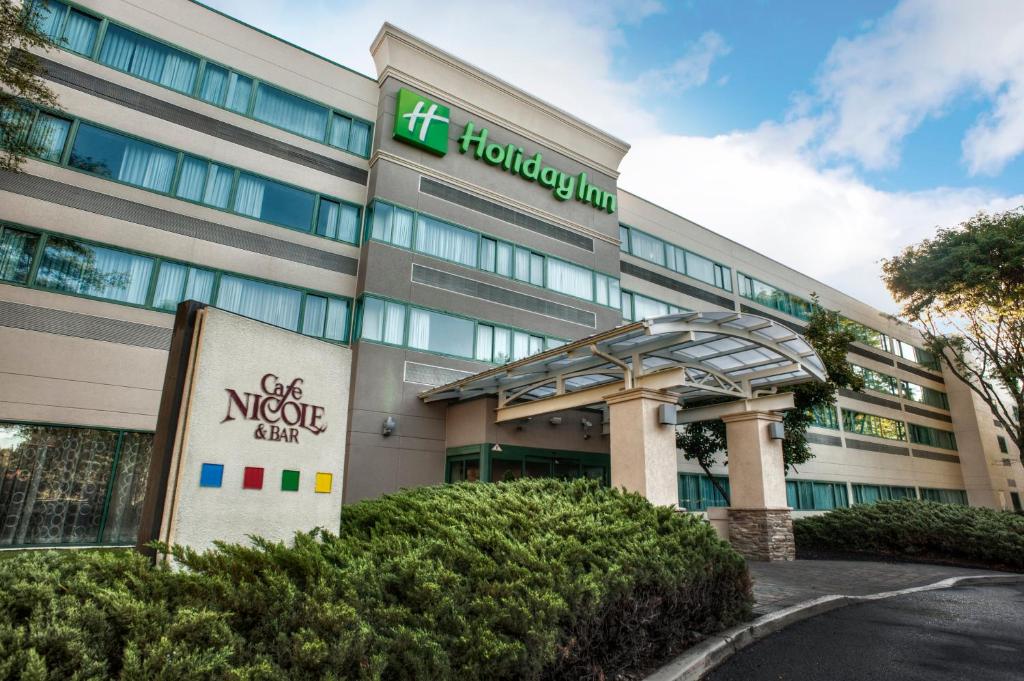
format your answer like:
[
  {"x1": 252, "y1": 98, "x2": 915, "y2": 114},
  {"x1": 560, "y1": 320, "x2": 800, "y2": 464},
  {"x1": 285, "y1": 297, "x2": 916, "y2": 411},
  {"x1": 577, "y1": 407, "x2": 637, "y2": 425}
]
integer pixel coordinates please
[{"x1": 747, "y1": 559, "x2": 1011, "y2": 614}]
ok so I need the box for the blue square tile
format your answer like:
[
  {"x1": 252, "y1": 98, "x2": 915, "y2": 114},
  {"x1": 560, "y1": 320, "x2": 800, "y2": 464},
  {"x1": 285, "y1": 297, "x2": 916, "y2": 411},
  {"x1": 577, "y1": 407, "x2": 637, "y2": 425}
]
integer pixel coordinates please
[{"x1": 199, "y1": 463, "x2": 224, "y2": 488}]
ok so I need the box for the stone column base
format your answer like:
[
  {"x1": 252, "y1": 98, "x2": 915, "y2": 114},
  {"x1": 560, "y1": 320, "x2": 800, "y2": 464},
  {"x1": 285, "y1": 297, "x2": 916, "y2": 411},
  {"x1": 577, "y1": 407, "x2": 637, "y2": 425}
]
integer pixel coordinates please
[{"x1": 727, "y1": 508, "x2": 795, "y2": 561}]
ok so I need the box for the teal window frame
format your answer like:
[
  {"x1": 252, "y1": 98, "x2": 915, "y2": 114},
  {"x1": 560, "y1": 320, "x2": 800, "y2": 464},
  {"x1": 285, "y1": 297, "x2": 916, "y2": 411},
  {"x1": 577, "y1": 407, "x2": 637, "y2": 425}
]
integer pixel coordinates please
[
  {"x1": 840, "y1": 317, "x2": 941, "y2": 371},
  {"x1": 998, "y1": 435, "x2": 1009, "y2": 454},
  {"x1": 786, "y1": 479, "x2": 850, "y2": 510},
  {"x1": 841, "y1": 408, "x2": 907, "y2": 441},
  {"x1": 366, "y1": 200, "x2": 621, "y2": 309},
  {"x1": 0, "y1": 221, "x2": 353, "y2": 343},
  {"x1": 851, "y1": 365, "x2": 948, "y2": 409},
  {"x1": 908, "y1": 423, "x2": 958, "y2": 451},
  {"x1": 619, "y1": 223, "x2": 733, "y2": 293},
  {"x1": 678, "y1": 473, "x2": 730, "y2": 511},
  {"x1": 356, "y1": 294, "x2": 565, "y2": 365},
  {"x1": 10, "y1": 105, "x2": 362, "y2": 245},
  {"x1": 620, "y1": 288, "x2": 687, "y2": 322},
  {"x1": 27, "y1": 0, "x2": 373, "y2": 157},
  {"x1": 0, "y1": 419, "x2": 154, "y2": 548},
  {"x1": 851, "y1": 483, "x2": 917, "y2": 504},
  {"x1": 737, "y1": 272, "x2": 814, "y2": 321},
  {"x1": 808, "y1": 404, "x2": 839, "y2": 430},
  {"x1": 919, "y1": 488, "x2": 968, "y2": 505}
]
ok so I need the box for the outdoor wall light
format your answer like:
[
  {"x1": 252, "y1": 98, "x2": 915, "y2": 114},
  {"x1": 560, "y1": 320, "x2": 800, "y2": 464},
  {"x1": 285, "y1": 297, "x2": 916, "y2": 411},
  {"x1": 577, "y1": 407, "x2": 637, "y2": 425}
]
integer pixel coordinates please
[
  {"x1": 768, "y1": 422, "x2": 785, "y2": 440},
  {"x1": 549, "y1": 416, "x2": 563, "y2": 425},
  {"x1": 491, "y1": 443, "x2": 503, "y2": 452},
  {"x1": 581, "y1": 418, "x2": 594, "y2": 428},
  {"x1": 382, "y1": 416, "x2": 397, "y2": 436}
]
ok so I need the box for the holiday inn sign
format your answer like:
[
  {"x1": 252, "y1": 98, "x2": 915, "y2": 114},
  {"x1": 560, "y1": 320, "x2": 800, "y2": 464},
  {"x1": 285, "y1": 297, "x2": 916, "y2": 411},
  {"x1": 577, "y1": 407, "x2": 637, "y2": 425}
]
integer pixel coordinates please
[{"x1": 393, "y1": 88, "x2": 617, "y2": 214}]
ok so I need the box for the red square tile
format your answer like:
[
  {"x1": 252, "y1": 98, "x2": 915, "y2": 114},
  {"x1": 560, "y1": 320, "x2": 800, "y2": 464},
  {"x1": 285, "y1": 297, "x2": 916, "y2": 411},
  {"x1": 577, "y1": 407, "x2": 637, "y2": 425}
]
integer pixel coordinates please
[{"x1": 242, "y1": 466, "x2": 264, "y2": 490}]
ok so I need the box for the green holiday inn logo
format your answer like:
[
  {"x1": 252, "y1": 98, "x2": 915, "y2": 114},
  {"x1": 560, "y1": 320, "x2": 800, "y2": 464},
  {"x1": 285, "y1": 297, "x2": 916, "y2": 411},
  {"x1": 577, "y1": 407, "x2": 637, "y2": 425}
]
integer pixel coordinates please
[
  {"x1": 392, "y1": 87, "x2": 616, "y2": 214},
  {"x1": 393, "y1": 88, "x2": 450, "y2": 156}
]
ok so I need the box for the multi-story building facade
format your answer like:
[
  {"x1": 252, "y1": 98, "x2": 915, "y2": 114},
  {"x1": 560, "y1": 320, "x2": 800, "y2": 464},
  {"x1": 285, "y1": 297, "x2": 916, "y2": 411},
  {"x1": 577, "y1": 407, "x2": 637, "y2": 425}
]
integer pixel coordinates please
[{"x1": 0, "y1": 0, "x2": 1020, "y2": 549}]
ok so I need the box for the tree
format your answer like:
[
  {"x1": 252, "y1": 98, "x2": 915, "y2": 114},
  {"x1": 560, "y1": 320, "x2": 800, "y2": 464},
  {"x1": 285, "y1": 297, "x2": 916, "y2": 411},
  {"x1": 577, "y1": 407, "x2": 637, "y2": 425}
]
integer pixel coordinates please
[
  {"x1": 882, "y1": 208, "x2": 1024, "y2": 464},
  {"x1": 675, "y1": 298, "x2": 863, "y2": 504},
  {"x1": 1, "y1": 0, "x2": 58, "y2": 171}
]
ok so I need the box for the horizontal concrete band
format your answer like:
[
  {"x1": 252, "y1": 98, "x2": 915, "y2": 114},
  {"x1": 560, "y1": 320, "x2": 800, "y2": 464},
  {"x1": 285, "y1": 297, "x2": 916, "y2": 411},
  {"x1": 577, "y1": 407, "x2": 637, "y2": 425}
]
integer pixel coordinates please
[
  {"x1": 0, "y1": 171, "x2": 358, "y2": 274},
  {"x1": 805, "y1": 431, "x2": 843, "y2": 447},
  {"x1": 896, "y1": 360, "x2": 944, "y2": 384},
  {"x1": 411, "y1": 264, "x2": 598, "y2": 327},
  {"x1": 904, "y1": 404, "x2": 953, "y2": 422},
  {"x1": 839, "y1": 387, "x2": 901, "y2": 412},
  {"x1": 846, "y1": 343, "x2": 896, "y2": 366},
  {"x1": 30, "y1": 51, "x2": 369, "y2": 185},
  {"x1": 624, "y1": 261, "x2": 736, "y2": 310},
  {"x1": 0, "y1": 300, "x2": 171, "y2": 350},
  {"x1": 737, "y1": 304, "x2": 804, "y2": 333},
  {"x1": 419, "y1": 176, "x2": 593, "y2": 251},
  {"x1": 911, "y1": 449, "x2": 960, "y2": 463},
  {"x1": 843, "y1": 437, "x2": 911, "y2": 456}
]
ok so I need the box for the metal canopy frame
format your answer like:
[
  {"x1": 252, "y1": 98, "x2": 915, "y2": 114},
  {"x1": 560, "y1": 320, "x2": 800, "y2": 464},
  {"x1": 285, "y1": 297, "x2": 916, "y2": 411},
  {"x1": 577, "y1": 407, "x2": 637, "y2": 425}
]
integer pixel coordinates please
[{"x1": 419, "y1": 311, "x2": 827, "y2": 418}]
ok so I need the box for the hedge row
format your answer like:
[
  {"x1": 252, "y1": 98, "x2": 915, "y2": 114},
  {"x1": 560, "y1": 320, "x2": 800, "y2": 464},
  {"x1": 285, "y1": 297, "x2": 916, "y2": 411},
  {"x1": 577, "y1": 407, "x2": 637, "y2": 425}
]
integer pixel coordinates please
[
  {"x1": 794, "y1": 499, "x2": 1024, "y2": 571},
  {"x1": 0, "y1": 479, "x2": 753, "y2": 680}
]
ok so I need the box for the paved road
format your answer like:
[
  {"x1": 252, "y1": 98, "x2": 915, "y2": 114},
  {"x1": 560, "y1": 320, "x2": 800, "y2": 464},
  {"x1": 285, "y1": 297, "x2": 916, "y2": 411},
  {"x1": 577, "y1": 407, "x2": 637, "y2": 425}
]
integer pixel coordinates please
[{"x1": 707, "y1": 583, "x2": 1024, "y2": 681}]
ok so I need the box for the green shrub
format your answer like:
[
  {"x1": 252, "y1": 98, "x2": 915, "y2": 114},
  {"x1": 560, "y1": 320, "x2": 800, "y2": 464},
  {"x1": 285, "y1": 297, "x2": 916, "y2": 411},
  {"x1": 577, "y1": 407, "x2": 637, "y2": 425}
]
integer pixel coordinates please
[
  {"x1": 794, "y1": 499, "x2": 1024, "y2": 571},
  {"x1": 0, "y1": 479, "x2": 752, "y2": 680}
]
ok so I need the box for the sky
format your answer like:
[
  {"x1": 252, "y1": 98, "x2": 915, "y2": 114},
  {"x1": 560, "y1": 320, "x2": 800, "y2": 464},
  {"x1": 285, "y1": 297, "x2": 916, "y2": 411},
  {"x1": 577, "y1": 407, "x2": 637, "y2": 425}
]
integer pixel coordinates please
[{"x1": 203, "y1": 0, "x2": 1024, "y2": 313}]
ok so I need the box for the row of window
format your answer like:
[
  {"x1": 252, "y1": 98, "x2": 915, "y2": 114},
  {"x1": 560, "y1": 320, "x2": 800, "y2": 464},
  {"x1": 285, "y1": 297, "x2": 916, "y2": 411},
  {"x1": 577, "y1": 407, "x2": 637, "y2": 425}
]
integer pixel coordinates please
[
  {"x1": 678, "y1": 473, "x2": 968, "y2": 511},
  {"x1": 620, "y1": 289, "x2": 687, "y2": 322},
  {"x1": 839, "y1": 408, "x2": 958, "y2": 450},
  {"x1": 0, "y1": 223, "x2": 351, "y2": 341},
  {"x1": 7, "y1": 107, "x2": 362, "y2": 244},
  {"x1": 840, "y1": 317, "x2": 940, "y2": 370},
  {"x1": 618, "y1": 224, "x2": 733, "y2": 292},
  {"x1": 367, "y1": 201, "x2": 621, "y2": 308},
  {"x1": 32, "y1": 0, "x2": 372, "y2": 156},
  {"x1": 737, "y1": 273, "x2": 816, "y2": 321},
  {"x1": 358, "y1": 295, "x2": 565, "y2": 364},
  {"x1": 852, "y1": 364, "x2": 950, "y2": 410}
]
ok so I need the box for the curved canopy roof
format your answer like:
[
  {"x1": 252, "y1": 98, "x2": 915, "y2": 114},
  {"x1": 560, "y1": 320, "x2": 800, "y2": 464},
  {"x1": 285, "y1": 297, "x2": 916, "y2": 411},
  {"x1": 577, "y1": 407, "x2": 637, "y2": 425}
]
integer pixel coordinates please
[{"x1": 420, "y1": 311, "x2": 827, "y2": 416}]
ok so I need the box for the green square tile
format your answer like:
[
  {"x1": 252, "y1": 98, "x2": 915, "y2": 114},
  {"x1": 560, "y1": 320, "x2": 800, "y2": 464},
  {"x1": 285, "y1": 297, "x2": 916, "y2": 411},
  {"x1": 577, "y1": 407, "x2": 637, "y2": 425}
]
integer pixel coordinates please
[{"x1": 281, "y1": 469, "x2": 300, "y2": 492}]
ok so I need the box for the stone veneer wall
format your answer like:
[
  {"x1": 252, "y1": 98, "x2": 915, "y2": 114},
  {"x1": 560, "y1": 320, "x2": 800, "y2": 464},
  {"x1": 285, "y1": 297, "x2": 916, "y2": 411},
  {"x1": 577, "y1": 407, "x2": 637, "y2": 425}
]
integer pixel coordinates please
[{"x1": 727, "y1": 508, "x2": 796, "y2": 561}]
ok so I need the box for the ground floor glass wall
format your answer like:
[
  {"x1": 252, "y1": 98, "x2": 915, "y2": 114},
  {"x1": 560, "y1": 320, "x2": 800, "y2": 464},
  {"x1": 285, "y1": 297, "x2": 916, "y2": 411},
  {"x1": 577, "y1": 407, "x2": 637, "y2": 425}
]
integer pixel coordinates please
[
  {"x1": 446, "y1": 445, "x2": 610, "y2": 485},
  {"x1": 0, "y1": 423, "x2": 153, "y2": 547}
]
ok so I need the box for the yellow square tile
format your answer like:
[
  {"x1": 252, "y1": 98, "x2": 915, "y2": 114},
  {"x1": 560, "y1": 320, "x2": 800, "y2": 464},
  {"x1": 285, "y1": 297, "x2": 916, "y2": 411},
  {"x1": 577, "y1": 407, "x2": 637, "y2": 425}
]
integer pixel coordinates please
[{"x1": 314, "y1": 472, "x2": 333, "y2": 494}]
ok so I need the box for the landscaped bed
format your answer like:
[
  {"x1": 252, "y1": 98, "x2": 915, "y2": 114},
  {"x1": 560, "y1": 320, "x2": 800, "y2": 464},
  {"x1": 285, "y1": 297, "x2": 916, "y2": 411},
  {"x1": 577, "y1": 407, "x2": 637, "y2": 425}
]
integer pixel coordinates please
[
  {"x1": 0, "y1": 478, "x2": 752, "y2": 680},
  {"x1": 794, "y1": 498, "x2": 1024, "y2": 572}
]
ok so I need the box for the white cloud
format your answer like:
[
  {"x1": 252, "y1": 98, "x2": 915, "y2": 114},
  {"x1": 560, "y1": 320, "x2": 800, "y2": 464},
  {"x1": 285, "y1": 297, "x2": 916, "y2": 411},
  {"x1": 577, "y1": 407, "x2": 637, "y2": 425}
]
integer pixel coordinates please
[
  {"x1": 812, "y1": 0, "x2": 1024, "y2": 174},
  {"x1": 635, "y1": 31, "x2": 730, "y2": 93},
  {"x1": 204, "y1": 0, "x2": 1024, "y2": 312}
]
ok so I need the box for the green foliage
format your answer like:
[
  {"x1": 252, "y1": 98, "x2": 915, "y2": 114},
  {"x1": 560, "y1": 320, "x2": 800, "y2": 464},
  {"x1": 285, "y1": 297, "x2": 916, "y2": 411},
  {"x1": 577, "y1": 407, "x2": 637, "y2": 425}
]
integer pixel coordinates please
[
  {"x1": 882, "y1": 209, "x2": 1024, "y2": 461},
  {"x1": 1, "y1": 0, "x2": 59, "y2": 171},
  {"x1": 676, "y1": 298, "x2": 863, "y2": 478},
  {"x1": 0, "y1": 479, "x2": 753, "y2": 680},
  {"x1": 794, "y1": 499, "x2": 1024, "y2": 571}
]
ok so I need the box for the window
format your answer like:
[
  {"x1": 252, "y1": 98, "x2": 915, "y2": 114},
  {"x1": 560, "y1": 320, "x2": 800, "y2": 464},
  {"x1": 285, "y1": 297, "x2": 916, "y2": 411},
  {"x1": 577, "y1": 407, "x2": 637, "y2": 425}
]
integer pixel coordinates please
[
  {"x1": 808, "y1": 404, "x2": 839, "y2": 430},
  {"x1": 215, "y1": 274, "x2": 302, "y2": 331},
  {"x1": 300, "y1": 295, "x2": 350, "y2": 341},
  {"x1": 152, "y1": 262, "x2": 214, "y2": 310},
  {"x1": 0, "y1": 227, "x2": 39, "y2": 284},
  {"x1": 252, "y1": 83, "x2": 328, "y2": 141},
  {"x1": 618, "y1": 224, "x2": 629, "y2": 252},
  {"x1": 360, "y1": 297, "x2": 406, "y2": 345},
  {"x1": 546, "y1": 258, "x2": 593, "y2": 300},
  {"x1": 678, "y1": 473, "x2": 730, "y2": 511},
  {"x1": 36, "y1": 236, "x2": 153, "y2": 305},
  {"x1": 900, "y1": 381, "x2": 949, "y2": 410},
  {"x1": 594, "y1": 273, "x2": 620, "y2": 307},
  {"x1": 316, "y1": 198, "x2": 360, "y2": 243},
  {"x1": 920, "y1": 488, "x2": 968, "y2": 505},
  {"x1": 198, "y1": 63, "x2": 253, "y2": 114},
  {"x1": 98, "y1": 24, "x2": 199, "y2": 93},
  {"x1": 738, "y1": 273, "x2": 813, "y2": 321},
  {"x1": 329, "y1": 113, "x2": 371, "y2": 156},
  {"x1": 514, "y1": 248, "x2": 544, "y2": 286},
  {"x1": 409, "y1": 308, "x2": 475, "y2": 358},
  {"x1": 0, "y1": 422, "x2": 153, "y2": 547},
  {"x1": 233, "y1": 172, "x2": 316, "y2": 232},
  {"x1": 997, "y1": 436, "x2": 1009, "y2": 454},
  {"x1": 852, "y1": 484, "x2": 916, "y2": 504},
  {"x1": 852, "y1": 365, "x2": 899, "y2": 395},
  {"x1": 415, "y1": 215, "x2": 478, "y2": 268},
  {"x1": 629, "y1": 229, "x2": 666, "y2": 266},
  {"x1": 842, "y1": 409, "x2": 906, "y2": 441},
  {"x1": 369, "y1": 202, "x2": 413, "y2": 248},
  {"x1": 69, "y1": 124, "x2": 177, "y2": 193},
  {"x1": 908, "y1": 424, "x2": 957, "y2": 450},
  {"x1": 787, "y1": 480, "x2": 849, "y2": 510},
  {"x1": 175, "y1": 156, "x2": 232, "y2": 208},
  {"x1": 621, "y1": 290, "x2": 684, "y2": 321},
  {"x1": 36, "y1": 1, "x2": 100, "y2": 56},
  {"x1": 26, "y1": 112, "x2": 71, "y2": 162}
]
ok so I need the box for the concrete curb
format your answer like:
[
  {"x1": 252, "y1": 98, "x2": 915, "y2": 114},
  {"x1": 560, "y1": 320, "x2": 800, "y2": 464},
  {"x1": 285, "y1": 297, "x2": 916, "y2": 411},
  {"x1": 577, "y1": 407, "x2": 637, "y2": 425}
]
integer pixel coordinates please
[{"x1": 644, "y1": 573, "x2": 1024, "y2": 681}]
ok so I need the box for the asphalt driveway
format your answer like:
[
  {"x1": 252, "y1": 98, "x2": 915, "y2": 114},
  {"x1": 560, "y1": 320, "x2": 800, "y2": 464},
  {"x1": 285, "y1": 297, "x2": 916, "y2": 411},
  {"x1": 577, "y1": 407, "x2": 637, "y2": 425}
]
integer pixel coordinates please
[{"x1": 707, "y1": 583, "x2": 1024, "y2": 681}]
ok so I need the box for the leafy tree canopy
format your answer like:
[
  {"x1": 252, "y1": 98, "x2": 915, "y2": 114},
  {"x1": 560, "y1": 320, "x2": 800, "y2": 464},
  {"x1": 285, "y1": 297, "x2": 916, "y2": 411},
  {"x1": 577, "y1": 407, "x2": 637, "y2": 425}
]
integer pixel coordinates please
[
  {"x1": 882, "y1": 208, "x2": 1024, "y2": 461},
  {"x1": 1, "y1": 0, "x2": 58, "y2": 171},
  {"x1": 676, "y1": 298, "x2": 863, "y2": 503}
]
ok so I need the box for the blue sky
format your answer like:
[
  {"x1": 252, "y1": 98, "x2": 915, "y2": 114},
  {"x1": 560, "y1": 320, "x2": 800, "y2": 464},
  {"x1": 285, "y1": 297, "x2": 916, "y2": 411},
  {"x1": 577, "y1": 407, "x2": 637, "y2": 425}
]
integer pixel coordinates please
[{"x1": 204, "y1": 0, "x2": 1024, "y2": 311}]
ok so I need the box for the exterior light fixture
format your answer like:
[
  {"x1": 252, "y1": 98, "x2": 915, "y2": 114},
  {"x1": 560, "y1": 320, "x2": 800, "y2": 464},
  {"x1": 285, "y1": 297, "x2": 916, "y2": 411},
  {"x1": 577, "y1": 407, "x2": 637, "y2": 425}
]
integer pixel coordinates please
[
  {"x1": 491, "y1": 443, "x2": 503, "y2": 452},
  {"x1": 382, "y1": 416, "x2": 397, "y2": 436},
  {"x1": 549, "y1": 416, "x2": 562, "y2": 425},
  {"x1": 768, "y1": 422, "x2": 785, "y2": 440}
]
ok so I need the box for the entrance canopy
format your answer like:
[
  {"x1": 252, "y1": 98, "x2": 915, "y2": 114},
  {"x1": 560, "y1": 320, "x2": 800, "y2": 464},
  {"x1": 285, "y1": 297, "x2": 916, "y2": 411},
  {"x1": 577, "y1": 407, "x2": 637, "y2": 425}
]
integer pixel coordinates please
[{"x1": 420, "y1": 311, "x2": 827, "y2": 422}]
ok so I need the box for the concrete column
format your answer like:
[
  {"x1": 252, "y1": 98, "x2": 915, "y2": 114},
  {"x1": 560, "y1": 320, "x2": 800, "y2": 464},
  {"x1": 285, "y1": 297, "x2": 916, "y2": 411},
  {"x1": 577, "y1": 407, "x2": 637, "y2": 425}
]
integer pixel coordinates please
[
  {"x1": 721, "y1": 410, "x2": 795, "y2": 561},
  {"x1": 604, "y1": 388, "x2": 679, "y2": 507}
]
